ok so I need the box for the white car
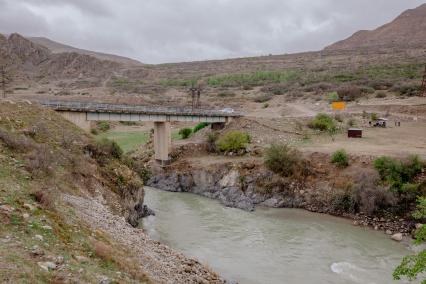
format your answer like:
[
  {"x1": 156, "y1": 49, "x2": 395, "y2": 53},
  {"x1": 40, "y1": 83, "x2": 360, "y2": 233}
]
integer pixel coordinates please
[{"x1": 220, "y1": 108, "x2": 234, "y2": 113}]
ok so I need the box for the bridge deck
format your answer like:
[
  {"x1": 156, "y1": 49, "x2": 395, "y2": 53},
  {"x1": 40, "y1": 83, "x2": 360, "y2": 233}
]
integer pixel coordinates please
[{"x1": 40, "y1": 100, "x2": 241, "y2": 118}]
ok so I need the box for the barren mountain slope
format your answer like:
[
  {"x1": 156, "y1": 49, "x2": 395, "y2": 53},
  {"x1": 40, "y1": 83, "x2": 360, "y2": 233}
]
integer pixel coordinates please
[
  {"x1": 0, "y1": 33, "x2": 123, "y2": 81},
  {"x1": 29, "y1": 36, "x2": 142, "y2": 66},
  {"x1": 325, "y1": 3, "x2": 426, "y2": 50}
]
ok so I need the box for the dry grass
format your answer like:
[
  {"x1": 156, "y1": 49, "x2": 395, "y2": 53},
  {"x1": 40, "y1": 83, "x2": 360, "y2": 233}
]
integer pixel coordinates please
[{"x1": 91, "y1": 239, "x2": 150, "y2": 283}]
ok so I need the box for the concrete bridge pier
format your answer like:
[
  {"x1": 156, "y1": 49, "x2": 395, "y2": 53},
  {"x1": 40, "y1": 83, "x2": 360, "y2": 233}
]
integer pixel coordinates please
[
  {"x1": 59, "y1": 111, "x2": 91, "y2": 132},
  {"x1": 154, "y1": 121, "x2": 171, "y2": 165}
]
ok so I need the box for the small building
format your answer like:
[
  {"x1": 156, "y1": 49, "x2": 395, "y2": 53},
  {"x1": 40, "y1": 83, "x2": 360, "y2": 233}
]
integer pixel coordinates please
[{"x1": 348, "y1": 128, "x2": 362, "y2": 138}]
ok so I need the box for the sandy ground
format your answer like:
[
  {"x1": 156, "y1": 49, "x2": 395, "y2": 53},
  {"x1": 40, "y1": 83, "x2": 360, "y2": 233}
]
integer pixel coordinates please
[{"x1": 302, "y1": 121, "x2": 426, "y2": 159}]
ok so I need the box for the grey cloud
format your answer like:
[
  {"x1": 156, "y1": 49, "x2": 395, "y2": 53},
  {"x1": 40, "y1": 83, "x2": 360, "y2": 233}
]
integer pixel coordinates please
[{"x1": 0, "y1": 0, "x2": 425, "y2": 63}]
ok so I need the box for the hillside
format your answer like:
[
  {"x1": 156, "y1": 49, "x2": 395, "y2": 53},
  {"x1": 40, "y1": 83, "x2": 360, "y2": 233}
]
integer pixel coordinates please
[
  {"x1": 0, "y1": 101, "x2": 223, "y2": 283},
  {"x1": 325, "y1": 3, "x2": 426, "y2": 50},
  {"x1": 29, "y1": 37, "x2": 142, "y2": 66}
]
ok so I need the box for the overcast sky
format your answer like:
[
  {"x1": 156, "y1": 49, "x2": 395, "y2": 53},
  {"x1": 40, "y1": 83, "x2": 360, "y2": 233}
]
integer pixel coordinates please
[{"x1": 0, "y1": 0, "x2": 425, "y2": 64}]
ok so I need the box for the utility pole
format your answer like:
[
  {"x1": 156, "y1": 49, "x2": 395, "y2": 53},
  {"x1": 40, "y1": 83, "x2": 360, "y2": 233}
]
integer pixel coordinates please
[
  {"x1": 188, "y1": 80, "x2": 203, "y2": 110},
  {"x1": 0, "y1": 58, "x2": 12, "y2": 99},
  {"x1": 421, "y1": 64, "x2": 426, "y2": 97},
  {"x1": 0, "y1": 65, "x2": 7, "y2": 99}
]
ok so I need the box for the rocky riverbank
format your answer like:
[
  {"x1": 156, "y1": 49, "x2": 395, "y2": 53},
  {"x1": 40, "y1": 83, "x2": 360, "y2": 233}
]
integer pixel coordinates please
[
  {"x1": 64, "y1": 194, "x2": 225, "y2": 284},
  {"x1": 147, "y1": 155, "x2": 418, "y2": 240}
]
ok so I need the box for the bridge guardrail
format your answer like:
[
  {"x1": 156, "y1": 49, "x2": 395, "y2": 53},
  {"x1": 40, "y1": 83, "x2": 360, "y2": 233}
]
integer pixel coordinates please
[{"x1": 38, "y1": 100, "x2": 242, "y2": 117}]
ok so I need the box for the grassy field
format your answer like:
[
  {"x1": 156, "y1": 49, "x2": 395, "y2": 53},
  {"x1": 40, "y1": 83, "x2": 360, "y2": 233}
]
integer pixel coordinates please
[
  {"x1": 98, "y1": 130, "x2": 183, "y2": 152},
  {"x1": 98, "y1": 131, "x2": 149, "y2": 153}
]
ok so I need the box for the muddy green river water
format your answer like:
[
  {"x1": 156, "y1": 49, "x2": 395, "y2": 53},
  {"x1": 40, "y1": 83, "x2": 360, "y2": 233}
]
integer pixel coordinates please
[{"x1": 142, "y1": 187, "x2": 413, "y2": 284}]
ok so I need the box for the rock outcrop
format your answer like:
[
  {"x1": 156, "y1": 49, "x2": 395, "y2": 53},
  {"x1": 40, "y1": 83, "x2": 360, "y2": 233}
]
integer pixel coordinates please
[{"x1": 147, "y1": 158, "x2": 417, "y2": 236}]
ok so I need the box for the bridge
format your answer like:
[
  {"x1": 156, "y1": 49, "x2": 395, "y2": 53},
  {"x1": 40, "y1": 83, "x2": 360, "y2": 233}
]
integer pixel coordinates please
[{"x1": 40, "y1": 100, "x2": 242, "y2": 164}]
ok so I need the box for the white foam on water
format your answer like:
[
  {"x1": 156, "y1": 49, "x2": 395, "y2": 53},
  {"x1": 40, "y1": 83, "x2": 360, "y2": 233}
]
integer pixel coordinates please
[{"x1": 331, "y1": 262, "x2": 377, "y2": 284}]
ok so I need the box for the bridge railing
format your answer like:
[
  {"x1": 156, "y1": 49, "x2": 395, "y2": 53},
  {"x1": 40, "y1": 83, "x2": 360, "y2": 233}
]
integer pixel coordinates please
[{"x1": 38, "y1": 100, "x2": 242, "y2": 117}]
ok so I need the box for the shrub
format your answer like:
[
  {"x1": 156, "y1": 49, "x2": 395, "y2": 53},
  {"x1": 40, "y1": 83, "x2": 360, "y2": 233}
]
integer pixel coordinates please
[
  {"x1": 370, "y1": 113, "x2": 378, "y2": 121},
  {"x1": 346, "y1": 118, "x2": 355, "y2": 127},
  {"x1": 263, "y1": 103, "x2": 269, "y2": 109},
  {"x1": 304, "y1": 82, "x2": 333, "y2": 93},
  {"x1": 0, "y1": 130, "x2": 34, "y2": 152},
  {"x1": 360, "y1": 86, "x2": 375, "y2": 94},
  {"x1": 390, "y1": 83, "x2": 421, "y2": 97},
  {"x1": 374, "y1": 155, "x2": 424, "y2": 193},
  {"x1": 25, "y1": 145, "x2": 56, "y2": 176},
  {"x1": 375, "y1": 91, "x2": 387, "y2": 98},
  {"x1": 218, "y1": 91, "x2": 236, "y2": 98},
  {"x1": 193, "y1": 122, "x2": 209, "y2": 133},
  {"x1": 206, "y1": 131, "x2": 219, "y2": 152},
  {"x1": 253, "y1": 94, "x2": 273, "y2": 103},
  {"x1": 264, "y1": 144, "x2": 301, "y2": 177},
  {"x1": 337, "y1": 86, "x2": 363, "y2": 101},
  {"x1": 261, "y1": 83, "x2": 291, "y2": 95},
  {"x1": 368, "y1": 80, "x2": 393, "y2": 91},
  {"x1": 331, "y1": 187, "x2": 356, "y2": 213},
  {"x1": 85, "y1": 139, "x2": 123, "y2": 162},
  {"x1": 90, "y1": 128, "x2": 99, "y2": 135},
  {"x1": 308, "y1": 113, "x2": 337, "y2": 132},
  {"x1": 331, "y1": 149, "x2": 349, "y2": 168},
  {"x1": 216, "y1": 131, "x2": 250, "y2": 152},
  {"x1": 327, "y1": 91, "x2": 340, "y2": 103},
  {"x1": 394, "y1": 197, "x2": 426, "y2": 282},
  {"x1": 350, "y1": 169, "x2": 397, "y2": 215},
  {"x1": 96, "y1": 121, "x2": 110, "y2": 132},
  {"x1": 334, "y1": 114, "x2": 343, "y2": 123},
  {"x1": 178, "y1": 128, "x2": 192, "y2": 139},
  {"x1": 31, "y1": 189, "x2": 55, "y2": 210},
  {"x1": 120, "y1": 121, "x2": 137, "y2": 126}
]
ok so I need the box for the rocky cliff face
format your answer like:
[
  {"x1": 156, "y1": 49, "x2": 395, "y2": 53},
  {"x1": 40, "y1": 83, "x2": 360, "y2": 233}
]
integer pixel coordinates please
[
  {"x1": 325, "y1": 3, "x2": 426, "y2": 50},
  {"x1": 147, "y1": 158, "x2": 416, "y2": 235},
  {"x1": 148, "y1": 161, "x2": 319, "y2": 212}
]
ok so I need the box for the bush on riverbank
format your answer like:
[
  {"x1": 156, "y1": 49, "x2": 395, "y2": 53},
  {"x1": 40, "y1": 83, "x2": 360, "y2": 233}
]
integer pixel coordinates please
[
  {"x1": 264, "y1": 144, "x2": 301, "y2": 177},
  {"x1": 394, "y1": 197, "x2": 426, "y2": 282},
  {"x1": 331, "y1": 149, "x2": 349, "y2": 168},
  {"x1": 374, "y1": 155, "x2": 424, "y2": 194},
  {"x1": 216, "y1": 131, "x2": 250, "y2": 153}
]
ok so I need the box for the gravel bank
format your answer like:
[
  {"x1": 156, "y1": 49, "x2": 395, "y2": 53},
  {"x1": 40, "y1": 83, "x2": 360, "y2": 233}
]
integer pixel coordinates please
[{"x1": 63, "y1": 194, "x2": 224, "y2": 284}]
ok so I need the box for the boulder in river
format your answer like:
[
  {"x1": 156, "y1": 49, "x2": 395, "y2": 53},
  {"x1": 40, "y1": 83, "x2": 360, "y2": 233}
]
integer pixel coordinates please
[{"x1": 391, "y1": 233, "x2": 403, "y2": 242}]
